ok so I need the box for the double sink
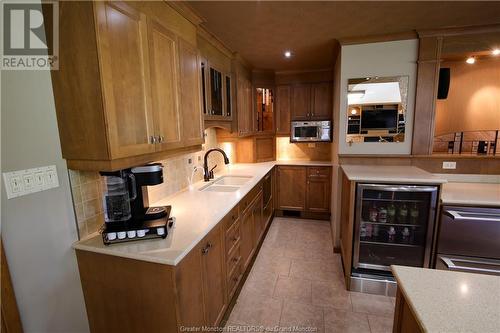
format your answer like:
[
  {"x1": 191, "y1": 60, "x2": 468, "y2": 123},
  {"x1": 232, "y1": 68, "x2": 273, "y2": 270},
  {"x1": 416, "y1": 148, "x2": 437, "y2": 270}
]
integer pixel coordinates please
[{"x1": 199, "y1": 175, "x2": 252, "y2": 192}]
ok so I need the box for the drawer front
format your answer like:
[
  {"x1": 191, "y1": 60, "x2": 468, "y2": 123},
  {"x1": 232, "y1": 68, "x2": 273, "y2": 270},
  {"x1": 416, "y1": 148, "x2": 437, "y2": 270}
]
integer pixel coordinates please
[
  {"x1": 227, "y1": 260, "x2": 242, "y2": 299},
  {"x1": 307, "y1": 167, "x2": 331, "y2": 178},
  {"x1": 225, "y1": 221, "x2": 241, "y2": 255},
  {"x1": 226, "y1": 245, "x2": 241, "y2": 277},
  {"x1": 224, "y1": 205, "x2": 240, "y2": 231}
]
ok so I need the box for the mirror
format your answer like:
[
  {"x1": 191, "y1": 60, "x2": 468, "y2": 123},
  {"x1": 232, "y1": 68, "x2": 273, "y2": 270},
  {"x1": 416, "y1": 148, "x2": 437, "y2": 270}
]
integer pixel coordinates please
[{"x1": 346, "y1": 76, "x2": 409, "y2": 143}]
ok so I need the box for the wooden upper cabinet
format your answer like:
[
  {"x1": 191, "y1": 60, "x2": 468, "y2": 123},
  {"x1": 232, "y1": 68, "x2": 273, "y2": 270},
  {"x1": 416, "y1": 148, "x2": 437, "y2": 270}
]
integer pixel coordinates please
[
  {"x1": 276, "y1": 85, "x2": 291, "y2": 135},
  {"x1": 291, "y1": 85, "x2": 311, "y2": 120},
  {"x1": 311, "y1": 82, "x2": 333, "y2": 120},
  {"x1": 289, "y1": 82, "x2": 333, "y2": 121},
  {"x1": 237, "y1": 76, "x2": 253, "y2": 136},
  {"x1": 95, "y1": 1, "x2": 155, "y2": 158},
  {"x1": 147, "y1": 18, "x2": 182, "y2": 150},
  {"x1": 46, "y1": 1, "x2": 204, "y2": 170},
  {"x1": 277, "y1": 166, "x2": 307, "y2": 211},
  {"x1": 200, "y1": 226, "x2": 226, "y2": 326},
  {"x1": 178, "y1": 39, "x2": 204, "y2": 146}
]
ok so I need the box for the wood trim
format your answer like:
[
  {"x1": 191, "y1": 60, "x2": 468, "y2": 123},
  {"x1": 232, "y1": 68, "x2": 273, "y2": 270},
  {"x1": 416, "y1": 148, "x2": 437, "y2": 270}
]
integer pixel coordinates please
[
  {"x1": 411, "y1": 36, "x2": 442, "y2": 155},
  {"x1": 66, "y1": 145, "x2": 202, "y2": 171},
  {"x1": 166, "y1": 1, "x2": 204, "y2": 26},
  {"x1": 339, "y1": 31, "x2": 418, "y2": 45},
  {"x1": 1, "y1": 241, "x2": 24, "y2": 333},
  {"x1": 197, "y1": 26, "x2": 234, "y2": 59},
  {"x1": 417, "y1": 23, "x2": 500, "y2": 38}
]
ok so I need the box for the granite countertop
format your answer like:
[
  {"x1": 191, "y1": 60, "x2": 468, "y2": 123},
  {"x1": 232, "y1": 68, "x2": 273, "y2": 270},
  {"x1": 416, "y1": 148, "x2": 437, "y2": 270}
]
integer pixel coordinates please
[
  {"x1": 392, "y1": 265, "x2": 500, "y2": 333},
  {"x1": 73, "y1": 160, "x2": 331, "y2": 265},
  {"x1": 441, "y1": 182, "x2": 500, "y2": 207},
  {"x1": 341, "y1": 165, "x2": 446, "y2": 184}
]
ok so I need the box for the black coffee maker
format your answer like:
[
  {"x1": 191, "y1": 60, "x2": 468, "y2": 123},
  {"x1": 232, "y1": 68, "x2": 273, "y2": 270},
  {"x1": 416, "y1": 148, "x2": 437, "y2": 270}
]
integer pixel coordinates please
[{"x1": 99, "y1": 163, "x2": 172, "y2": 245}]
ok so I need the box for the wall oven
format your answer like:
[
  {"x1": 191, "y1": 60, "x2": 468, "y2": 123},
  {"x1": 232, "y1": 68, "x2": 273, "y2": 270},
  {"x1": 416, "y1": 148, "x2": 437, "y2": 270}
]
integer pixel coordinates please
[
  {"x1": 436, "y1": 206, "x2": 500, "y2": 276},
  {"x1": 290, "y1": 121, "x2": 331, "y2": 142}
]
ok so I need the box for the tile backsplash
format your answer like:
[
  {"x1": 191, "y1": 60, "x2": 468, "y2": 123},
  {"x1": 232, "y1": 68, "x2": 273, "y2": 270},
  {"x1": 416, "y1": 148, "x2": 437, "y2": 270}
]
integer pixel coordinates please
[{"x1": 69, "y1": 128, "x2": 235, "y2": 239}]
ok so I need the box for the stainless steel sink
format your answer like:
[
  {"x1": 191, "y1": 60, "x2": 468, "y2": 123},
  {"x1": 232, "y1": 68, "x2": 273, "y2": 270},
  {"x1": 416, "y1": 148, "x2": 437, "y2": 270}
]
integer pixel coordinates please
[
  {"x1": 200, "y1": 185, "x2": 240, "y2": 192},
  {"x1": 214, "y1": 175, "x2": 252, "y2": 186}
]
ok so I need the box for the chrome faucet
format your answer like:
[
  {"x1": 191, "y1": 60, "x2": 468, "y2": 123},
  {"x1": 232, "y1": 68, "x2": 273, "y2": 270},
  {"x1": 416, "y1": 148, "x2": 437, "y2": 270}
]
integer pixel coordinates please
[{"x1": 203, "y1": 148, "x2": 230, "y2": 181}]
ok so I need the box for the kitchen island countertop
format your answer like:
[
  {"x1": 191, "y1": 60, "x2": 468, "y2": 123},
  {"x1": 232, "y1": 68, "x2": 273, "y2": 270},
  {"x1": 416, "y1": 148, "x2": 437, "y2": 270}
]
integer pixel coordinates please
[
  {"x1": 392, "y1": 265, "x2": 500, "y2": 333},
  {"x1": 341, "y1": 165, "x2": 446, "y2": 184}
]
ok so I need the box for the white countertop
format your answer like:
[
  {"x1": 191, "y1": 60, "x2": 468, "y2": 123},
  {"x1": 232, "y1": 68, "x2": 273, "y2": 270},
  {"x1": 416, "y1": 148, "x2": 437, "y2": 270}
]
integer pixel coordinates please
[
  {"x1": 392, "y1": 265, "x2": 500, "y2": 333},
  {"x1": 441, "y1": 182, "x2": 500, "y2": 207},
  {"x1": 341, "y1": 165, "x2": 446, "y2": 184},
  {"x1": 73, "y1": 160, "x2": 331, "y2": 265}
]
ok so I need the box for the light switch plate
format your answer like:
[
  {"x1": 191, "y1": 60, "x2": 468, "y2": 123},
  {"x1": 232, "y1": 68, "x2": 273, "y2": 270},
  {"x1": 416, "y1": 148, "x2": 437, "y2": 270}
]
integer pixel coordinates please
[
  {"x1": 3, "y1": 165, "x2": 59, "y2": 199},
  {"x1": 442, "y1": 161, "x2": 457, "y2": 169}
]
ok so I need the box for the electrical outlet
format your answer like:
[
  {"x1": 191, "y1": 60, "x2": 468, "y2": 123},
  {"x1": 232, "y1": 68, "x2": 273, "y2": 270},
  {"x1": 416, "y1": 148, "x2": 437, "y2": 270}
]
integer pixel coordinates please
[
  {"x1": 442, "y1": 161, "x2": 457, "y2": 169},
  {"x1": 187, "y1": 158, "x2": 193, "y2": 165},
  {"x1": 3, "y1": 165, "x2": 59, "y2": 199}
]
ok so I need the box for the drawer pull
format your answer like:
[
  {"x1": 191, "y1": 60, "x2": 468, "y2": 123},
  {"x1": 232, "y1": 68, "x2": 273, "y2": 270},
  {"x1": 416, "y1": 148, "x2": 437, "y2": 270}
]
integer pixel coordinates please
[
  {"x1": 231, "y1": 257, "x2": 238, "y2": 263},
  {"x1": 201, "y1": 242, "x2": 213, "y2": 255}
]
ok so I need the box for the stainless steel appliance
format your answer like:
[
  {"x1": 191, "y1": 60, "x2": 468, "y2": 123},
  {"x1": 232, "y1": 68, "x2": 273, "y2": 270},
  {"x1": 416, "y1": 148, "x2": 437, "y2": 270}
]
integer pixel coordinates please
[
  {"x1": 99, "y1": 164, "x2": 172, "y2": 245},
  {"x1": 351, "y1": 184, "x2": 439, "y2": 296},
  {"x1": 291, "y1": 120, "x2": 331, "y2": 142},
  {"x1": 436, "y1": 206, "x2": 500, "y2": 276}
]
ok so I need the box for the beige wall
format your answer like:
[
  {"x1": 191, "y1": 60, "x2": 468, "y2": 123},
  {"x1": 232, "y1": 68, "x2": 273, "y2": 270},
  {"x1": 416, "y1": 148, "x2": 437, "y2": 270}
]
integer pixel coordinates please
[
  {"x1": 435, "y1": 58, "x2": 500, "y2": 136},
  {"x1": 276, "y1": 138, "x2": 332, "y2": 161}
]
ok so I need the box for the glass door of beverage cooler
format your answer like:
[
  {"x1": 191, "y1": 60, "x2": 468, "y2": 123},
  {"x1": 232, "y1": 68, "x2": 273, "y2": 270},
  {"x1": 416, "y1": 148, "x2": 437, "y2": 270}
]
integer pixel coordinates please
[{"x1": 353, "y1": 184, "x2": 438, "y2": 272}]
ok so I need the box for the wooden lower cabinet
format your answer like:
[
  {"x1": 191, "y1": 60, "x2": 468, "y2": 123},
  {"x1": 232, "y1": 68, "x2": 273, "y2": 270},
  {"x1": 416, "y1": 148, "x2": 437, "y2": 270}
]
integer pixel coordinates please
[
  {"x1": 252, "y1": 191, "x2": 264, "y2": 248},
  {"x1": 393, "y1": 288, "x2": 424, "y2": 333},
  {"x1": 240, "y1": 206, "x2": 255, "y2": 270},
  {"x1": 200, "y1": 226, "x2": 226, "y2": 326},
  {"x1": 339, "y1": 171, "x2": 356, "y2": 288},
  {"x1": 277, "y1": 166, "x2": 331, "y2": 214},
  {"x1": 277, "y1": 166, "x2": 307, "y2": 210}
]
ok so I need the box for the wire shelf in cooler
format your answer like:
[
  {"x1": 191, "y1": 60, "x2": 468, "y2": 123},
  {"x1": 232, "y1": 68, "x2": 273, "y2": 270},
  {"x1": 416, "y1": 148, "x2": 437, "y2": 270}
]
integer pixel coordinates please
[
  {"x1": 359, "y1": 240, "x2": 423, "y2": 248},
  {"x1": 360, "y1": 220, "x2": 423, "y2": 227},
  {"x1": 361, "y1": 198, "x2": 426, "y2": 203}
]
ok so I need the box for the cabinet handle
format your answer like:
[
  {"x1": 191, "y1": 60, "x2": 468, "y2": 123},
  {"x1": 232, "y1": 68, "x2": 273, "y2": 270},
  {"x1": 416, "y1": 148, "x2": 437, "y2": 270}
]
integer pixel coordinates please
[
  {"x1": 201, "y1": 242, "x2": 213, "y2": 255},
  {"x1": 158, "y1": 135, "x2": 164, "y2": 143},
  {"x1": 150, "y1": 136, "x2": 157, "y2": 144},
  {"x1": 232, "y1": 257, "x2": 238, "y2": 263},
  {"x1": 232, "y1": 215, "x2": 236, "y2": 221},
  {"x1": 232, "y1": 236, "x2": 238, "y2": 242},
  {"x1": 233, "y1": 276, "x2": 238, "y2": 282}
]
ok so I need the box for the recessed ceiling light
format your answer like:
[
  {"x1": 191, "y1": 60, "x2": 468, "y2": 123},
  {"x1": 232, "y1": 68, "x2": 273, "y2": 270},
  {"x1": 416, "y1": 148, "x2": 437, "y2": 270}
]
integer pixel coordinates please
[
  {"x1": 351, "y1": 109, "x2": 358, "y2": 115},
  {"x1": 492, "y1": 49, "x2": 500, "y2": 56},
  {"x1": 284, "y1": 51, "x2": 292, "y2": 58},
  {"x1": 466, "y1": 57, "x2": 475, "y2": 64}
]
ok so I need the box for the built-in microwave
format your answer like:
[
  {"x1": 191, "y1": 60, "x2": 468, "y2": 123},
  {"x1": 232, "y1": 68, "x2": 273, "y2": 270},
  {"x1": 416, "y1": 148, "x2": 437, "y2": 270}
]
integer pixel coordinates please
[{"x1": 291, "y1": 121, "x2": 332, "y2": 142}]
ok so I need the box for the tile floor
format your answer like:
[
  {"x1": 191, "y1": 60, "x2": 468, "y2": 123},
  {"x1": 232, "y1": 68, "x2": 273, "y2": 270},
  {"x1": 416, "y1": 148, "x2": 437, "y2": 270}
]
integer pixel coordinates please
[{"x1": 225, "y1": 217, "x2": 395, "y2": 333}]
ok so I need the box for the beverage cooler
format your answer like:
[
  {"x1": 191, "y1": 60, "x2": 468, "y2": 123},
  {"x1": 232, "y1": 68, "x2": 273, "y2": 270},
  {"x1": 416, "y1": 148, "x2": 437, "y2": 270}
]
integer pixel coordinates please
[{"x1": 351, "y1": 184, "x2": 439, "y2": 295}]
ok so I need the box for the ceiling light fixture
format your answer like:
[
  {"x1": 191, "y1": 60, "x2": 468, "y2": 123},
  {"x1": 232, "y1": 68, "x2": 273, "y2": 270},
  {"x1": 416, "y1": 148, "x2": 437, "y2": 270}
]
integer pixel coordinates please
[
  {"x1": 492, "y1": 49, "x2": 500, "y2": 56},
  {"x1": 284, "y1": 51, "x2": 292, "y2": 58},
  {"x1": 466, "y1": 57, "x2": 475, "y2": 64},
  {"x1": 351, "y1": 109, "x2": 358, "y2": 115}
]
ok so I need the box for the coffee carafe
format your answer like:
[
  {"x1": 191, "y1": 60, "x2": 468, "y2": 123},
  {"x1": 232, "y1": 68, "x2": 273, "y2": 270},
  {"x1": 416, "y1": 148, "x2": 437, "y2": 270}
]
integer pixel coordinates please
[{"x1": 101, "y1": 171, "x2": 137, "y2": 223}]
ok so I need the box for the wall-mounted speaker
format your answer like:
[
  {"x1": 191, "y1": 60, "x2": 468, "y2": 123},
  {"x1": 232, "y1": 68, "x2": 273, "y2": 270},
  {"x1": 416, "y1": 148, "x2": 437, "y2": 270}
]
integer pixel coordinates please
[{"x1": 437, "y1": 68, "x2": 450, "y2": 99}]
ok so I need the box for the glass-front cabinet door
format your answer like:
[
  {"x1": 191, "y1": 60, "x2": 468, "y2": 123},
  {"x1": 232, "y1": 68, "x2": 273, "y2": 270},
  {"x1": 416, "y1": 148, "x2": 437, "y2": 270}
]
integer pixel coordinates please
[
  {"x1": 200, "y1": 59, "x2": 232, "y2": 119},
  {"x1": 353, "y1": 184, "x2": 438, "y2": 272}
]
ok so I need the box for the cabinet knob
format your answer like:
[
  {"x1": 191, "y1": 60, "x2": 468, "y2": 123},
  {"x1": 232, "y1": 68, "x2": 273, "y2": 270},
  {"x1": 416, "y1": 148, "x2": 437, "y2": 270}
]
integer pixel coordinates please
[
  {"x1": 150, "y1": 136, "x2": 157, "y2": 144},
  {"x1": 158, "y1": 135, "x2": 164, "y2": 143},
  {"x1": 232, "y1": 236, "x2": 238, "y2": 242},
  {"x1": 232, "y1": 257, "x2": 238, "y2": 263}
]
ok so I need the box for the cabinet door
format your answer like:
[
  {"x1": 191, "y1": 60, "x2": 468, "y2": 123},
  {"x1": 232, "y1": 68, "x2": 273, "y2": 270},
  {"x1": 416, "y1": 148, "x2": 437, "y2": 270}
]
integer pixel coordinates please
[
  {"x1": 176, "y1": 247, "x2": 205, "y2": 327},
  {"x1": 277, "y1": 166, "x2": 306, "y2": 210},
  {"x1": 237, "y1": 77, "x2": 253, "y2": 136},
  {"x1": 311, "y1": 82, "x2": 333, "y2": 120},
  {"x1": 276, "y1": 85, "x2": 291, "y2": 135},
  {"x1": 178, "y1": 39, "x2": 204, "y2": 146},
  {"x1": 291, "y1": 84, "x2": 311, "y2": 120},
  {"x1": 95, "y1": 1, "x2": 156, "y2": 158},
  {"x1": 252, "y1": 192, "x2": 264, "y2": 246},
  {"x1": 201, "y1": 226, "x2": 226, "y2": 326},
  {"x1": 147, "y1": 19, "x2": 182, "y2": 150},
  {"x1": 306, "y1": 178, "x2": 331, "y2": 212},
  {"x1": 240, "y1": 208, "x2": 254, "y2": 269}
]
